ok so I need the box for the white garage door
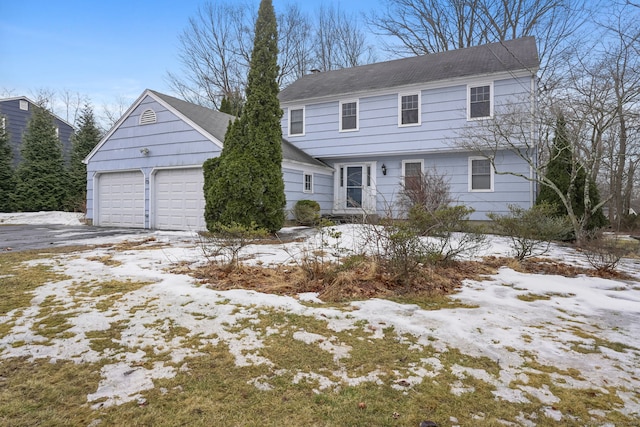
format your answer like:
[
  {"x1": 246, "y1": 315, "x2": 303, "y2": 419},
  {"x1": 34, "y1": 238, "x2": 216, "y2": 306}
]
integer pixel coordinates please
[
  {"x1": 154, "y1": 168, "x2": 206, "y2": 230},
  {"x1": 97, "y1": 171, "x2": 145, "y2": 228}
]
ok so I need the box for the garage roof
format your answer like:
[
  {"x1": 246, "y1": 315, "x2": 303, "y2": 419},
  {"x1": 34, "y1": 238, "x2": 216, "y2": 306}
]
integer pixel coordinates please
[{"x1": 151, "y1": 90, "x2": 328, "y2": 170}]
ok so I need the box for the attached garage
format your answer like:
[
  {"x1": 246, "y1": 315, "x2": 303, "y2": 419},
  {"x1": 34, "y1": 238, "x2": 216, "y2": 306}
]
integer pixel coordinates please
[
  {"x1": 97, "y1": 171, "x2": 145, "y2": 228},
  {"x1": 153, "y1": 167, "x2": 206, "y2": 230}
]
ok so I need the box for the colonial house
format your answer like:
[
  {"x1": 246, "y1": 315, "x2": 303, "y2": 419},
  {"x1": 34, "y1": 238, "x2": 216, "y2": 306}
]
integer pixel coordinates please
[
  {"x1": 0, "y1": 96, "x2": 75, "y2": 166},
  {"x1": 84, "y1": 37, "x2": 539, "y2": 230}
]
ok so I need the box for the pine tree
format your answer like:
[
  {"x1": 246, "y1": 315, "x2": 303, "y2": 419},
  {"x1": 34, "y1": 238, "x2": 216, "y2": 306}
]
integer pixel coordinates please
[
  {"x1": 205, "y1": 0, "x2": 285, "y2": 233},
  {"x1": 219, "y1": 91, "x2": 243, "y2": 117},
  {"x1": 68, "y1": 103, "x2": 101, "y2": 211},
  {"x1": 537, "y1": 115, "x2": 607, "y2": 232},
  {"x1": 0, "y1": 116, "x2": 15, "y2": 212},
  {"x1": 14, "y1": 105, "x2": 69, "y2": 211}
]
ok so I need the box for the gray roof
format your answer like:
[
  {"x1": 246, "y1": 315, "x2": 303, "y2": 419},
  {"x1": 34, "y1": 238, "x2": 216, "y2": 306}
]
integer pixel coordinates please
[
  {"x1": 150, "y1": 90, "x2": 328, "y2": 169},
  {"x1": 150, "y1": 90, "x2": 234, "y2": 143},
  {"x1": 279, "y1": 37, "x2": 539, "y2": 103}
]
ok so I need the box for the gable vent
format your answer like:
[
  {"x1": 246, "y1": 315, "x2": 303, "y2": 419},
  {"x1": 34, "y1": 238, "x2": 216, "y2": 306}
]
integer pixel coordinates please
[{"x1": 139, "y1": 109, "x2": 157, "y2": 125}]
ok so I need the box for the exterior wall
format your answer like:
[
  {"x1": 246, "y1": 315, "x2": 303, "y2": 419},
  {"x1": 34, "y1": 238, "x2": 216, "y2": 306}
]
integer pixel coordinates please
[
  {"x1": 0, "y1": 98, "x2": 74, "y2": 166},
  {"x1": 283, "y1": 166, "x2": 333, "y2": 218},
  {"x1": 281, "y1": 74, "x2": 533, "y2": 158},
  {"x1": 323, "y1": 150, "x2": 532, "y2": 220},
  {"x1": 86, "y1": 95, "x2": 221, "y2": 227},
  {"x1": 280, "y1": 72, "x2": 535, "y2": 220}
]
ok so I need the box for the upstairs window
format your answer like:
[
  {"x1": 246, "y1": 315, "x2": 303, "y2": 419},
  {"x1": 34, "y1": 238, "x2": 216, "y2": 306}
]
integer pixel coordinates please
[
  {"x1": 468, "y1": 84, "x2": 492, "y2": 119},
  {"x1": 19, "y1": 100, "x2": 28, "y2": 111},
  {"x1": 289, "y1": 107, "x2": 304, "y2": 136},
  {"x1": 340, "y1": 100, "x2": 358, "y2": 131},
  {"x1": 399, "y1": 93, "x2": 420, "y2": 126},
  {"x1": 469, "y1": 157, "x2": 493, "y2": 191}
]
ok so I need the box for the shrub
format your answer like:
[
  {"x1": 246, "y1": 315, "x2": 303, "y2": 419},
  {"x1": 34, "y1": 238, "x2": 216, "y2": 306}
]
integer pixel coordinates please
[
  {"x1": 581, "y1": 232, "x2": 626, "y2": 273},
  {"x1": 293, "y1": 200, "x2": 320, "y2": 225},
  {"x1": 201, "y1": 221, "x2": 268, "y2": 269},
  {"x1": 400, "y1": 167, "x2": 452, "y2": 213},
  {"x1": 488, "y1": 203, "x2": 572, "y2": 260}
]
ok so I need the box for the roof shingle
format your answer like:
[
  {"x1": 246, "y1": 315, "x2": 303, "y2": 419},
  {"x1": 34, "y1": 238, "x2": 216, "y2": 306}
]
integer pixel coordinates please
[{"x1": 279, "y1": 37, "x2": 539, "y2": 103}]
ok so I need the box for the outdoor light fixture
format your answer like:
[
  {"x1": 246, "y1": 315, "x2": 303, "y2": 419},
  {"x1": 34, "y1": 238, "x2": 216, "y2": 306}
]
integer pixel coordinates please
[
  {"x1": 140, "y1": 147, "x2": 150, "y2": 156},
  {"x1": 381, "y1": 164, "x2": 387, "y2": 175}
]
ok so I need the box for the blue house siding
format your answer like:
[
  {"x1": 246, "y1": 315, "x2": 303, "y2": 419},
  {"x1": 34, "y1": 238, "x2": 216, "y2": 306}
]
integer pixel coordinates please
[
  {"x1": 86, "y1": 95, "x2": 222, "y2": 227},
  {"x1": 0, "y1": 97, "x2": 74, "y2": 166},
  {"x1": 321, "y1": 149, "x2": 532, "y2": 220},
  {"x1": 283, "y1": 166, "x2": 333, "y2": 218},
  {"x1": 282, "y1": 74, "x2": 534, "y2": 159}
]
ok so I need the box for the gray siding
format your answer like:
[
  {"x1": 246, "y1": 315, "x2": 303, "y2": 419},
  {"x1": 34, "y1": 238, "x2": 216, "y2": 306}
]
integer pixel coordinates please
[
  {"x1": 0, "y1": 98, "x2": 74, "y2": 166},
  {"x1": 86, "y1": 95, "x2": 221, "y2": 226}
]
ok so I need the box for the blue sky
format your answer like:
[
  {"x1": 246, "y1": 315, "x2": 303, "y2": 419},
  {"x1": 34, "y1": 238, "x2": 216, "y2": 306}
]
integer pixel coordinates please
[{"x1": 0, "y1": 0, "x2": 377, "y2": 121}]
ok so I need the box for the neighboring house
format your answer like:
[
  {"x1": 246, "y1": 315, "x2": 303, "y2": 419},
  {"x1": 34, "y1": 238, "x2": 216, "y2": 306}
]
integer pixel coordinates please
[
  {"x1": 0, "y1": 96, "x2": 74, "y2": 166},
  {"x1": 279, "y1": 37, "x2": 539, "y2": 220},
  {"x1": 83, "y1": 90, "x2": 332, "y2": 230},
  {"x1": 85, "y1": 37, "x2": 539, "y2": 230}
]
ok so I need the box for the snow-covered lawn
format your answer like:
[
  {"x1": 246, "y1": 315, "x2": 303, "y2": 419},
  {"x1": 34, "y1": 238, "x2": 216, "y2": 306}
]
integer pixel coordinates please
[{"x1": 1, "y1": 212, "x2": 639, "y2": 425}]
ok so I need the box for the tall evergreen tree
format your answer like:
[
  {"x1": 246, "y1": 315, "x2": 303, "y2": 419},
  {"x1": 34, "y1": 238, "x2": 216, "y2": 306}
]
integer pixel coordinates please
[
  {"x1": 537, "y1": 115, "x2": 607, "y2": 231},
  {"x1": 205, "y1": 0, "x2": 285, "y2": 233},
  {"x1": 68, "y1": 103, "x2": 101, "y2": 211},
  {"x1": 14, "y1": 105, "x2": 69, "y2": 211},
  {"x1": 0, "y1": 116, "x2": 16, "y2": 212}
]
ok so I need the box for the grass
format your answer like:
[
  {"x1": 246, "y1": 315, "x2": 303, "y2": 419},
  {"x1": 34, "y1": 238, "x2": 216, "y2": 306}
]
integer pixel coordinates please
[{"x1": 1, "y1": 243, "x2": 638, "y2": 426}]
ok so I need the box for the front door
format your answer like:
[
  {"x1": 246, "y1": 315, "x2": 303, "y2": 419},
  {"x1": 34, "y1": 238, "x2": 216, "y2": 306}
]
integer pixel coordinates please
[
  {"x1": 334, "y1": 162, "x2": 376, "y2": 213},
  {"x1": 346, "y1": 166, "x2": 363, "y2": 208}
]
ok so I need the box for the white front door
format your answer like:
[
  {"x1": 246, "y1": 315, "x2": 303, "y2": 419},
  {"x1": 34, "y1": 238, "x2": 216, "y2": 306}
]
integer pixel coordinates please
[{"x1": 334, "y1": 162, "x2": 377, "y2": 214}]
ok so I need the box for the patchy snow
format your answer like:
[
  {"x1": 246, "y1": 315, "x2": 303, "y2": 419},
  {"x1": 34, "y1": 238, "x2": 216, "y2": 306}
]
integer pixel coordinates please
[
  {"x1": 0, "y1": 211, "x2": 85, "y2": 225},
  {"x1": 1, "y1": 215, "x2": 639, "y2": 421}
]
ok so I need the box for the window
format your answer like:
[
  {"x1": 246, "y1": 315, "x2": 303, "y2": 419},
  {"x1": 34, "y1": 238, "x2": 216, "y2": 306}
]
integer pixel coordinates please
[
  {"x1": 289, "y1": 107, "x2": 304, "y2": 135},
  {"x1": 468, "y1": 84, "x2": 492, "y2": 119},
  {"x1": 399, "y1": 93, "x2": 420, "y2": 126},
  {"x1": 1, "y1": 117, "x2": 5, "y2": 130},
  {"x1": 403, "y1": 161, "x2": 423, "y2": 191},
  {"x1": 19, "y1": 100, "x2": 28, "y2": 111},
  {"x1": 469, "y1": 157, "x2": 493, "y2": 191},
  {"x1": 139, "y1": 109, "x2": 157, "y2": 125},
  {"x1": 55, "y1": 127, "x2": 59, "y2": 138},
  {"x1": 303, "y1": 173, "x2": 313, "y2": 193},
  {"x1": 340, "y1": 100, "x2": 358, "y2": 131}
]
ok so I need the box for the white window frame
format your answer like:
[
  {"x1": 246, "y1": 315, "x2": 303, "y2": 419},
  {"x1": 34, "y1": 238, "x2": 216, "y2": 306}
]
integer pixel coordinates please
[
  {"x1": 19, "y1": 100, "x2": 28, "y2": 111},
  {"x1": 401, "y1": 159, "x2": 424, "y2": 186},
  {"x1": 303, "y1": 172, "x2": 313, "y2": 193},
  {"x1": 288, "y1": 106, "x2": 305, "y2": 136},
  {"x1": 398, "y1": 92, "x2": 421, "y2": 127},
  {"x1": 468, "y1": 156, "x2": 494, "y2": 192},
  {"x1": 467, "y1": 82, "x2": 494, "y2": 120},
  {"x1": 339, "y1": 99, "x2": 359, "y2": 132}
]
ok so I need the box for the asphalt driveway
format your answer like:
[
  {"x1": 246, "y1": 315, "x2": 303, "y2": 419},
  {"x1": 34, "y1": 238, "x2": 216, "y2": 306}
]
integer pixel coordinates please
[{"x1": 0, "y1": 224, "x2": 152, "y2": 252}]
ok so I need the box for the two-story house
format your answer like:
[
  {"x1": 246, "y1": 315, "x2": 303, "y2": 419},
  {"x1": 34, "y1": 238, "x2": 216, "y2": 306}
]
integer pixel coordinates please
[
  {"x1": 84, "y1": 37, "x2": 539, "y2": 230},
  {"x1": 279, "y1": 36, "x2": 539, "y2": 220},
  {"x1": 0, "y1": 96, "x2": 75, "y2": 166}
]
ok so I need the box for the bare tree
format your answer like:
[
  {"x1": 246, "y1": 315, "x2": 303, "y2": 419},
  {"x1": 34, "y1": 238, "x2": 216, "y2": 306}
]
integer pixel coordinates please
[
  {"x1": 366, "y1": 0, "x2": 593, "y2": 85},
  {"x1": 100, "y1": 95, "x2": 131, "y2": 132},
  {"x1": 166, "y1": 1, "x2": 251, "y2": 109},
  {"x1": 166, "y1": 0, "x2": 374, "y2": 108},
  {"x1": 59, "y1": 89, "x2": 88, "y2": 124},
  {"x1": 313, "y1": 4, "x2": 374, "y2": 71},
  {"x1": 457, "y1": 96, "x2": 610, "y2": 244}
]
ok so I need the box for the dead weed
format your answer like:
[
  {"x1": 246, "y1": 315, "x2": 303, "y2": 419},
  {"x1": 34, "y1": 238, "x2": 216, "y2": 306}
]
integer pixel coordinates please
[{"x1": 188, "y1": 259, "x2": 498, "y2": 302}]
